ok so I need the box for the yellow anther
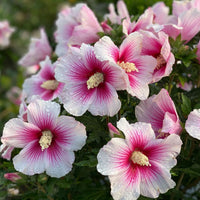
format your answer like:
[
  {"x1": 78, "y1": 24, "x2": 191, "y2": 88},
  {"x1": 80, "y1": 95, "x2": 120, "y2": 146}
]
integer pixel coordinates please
[
  {"x1": 117, "y1": 61, "x2": 139, "y2": 73},
  {"x1": 40, "y1": 80, "x2": 59, "y2": 90},
  {"x1": 39, "y1": 130, "x2": 53, "y2": 151},
  {"x1": 87, "y1": 72, "x2": 104, "y2": 89},
  {"x1": 131, "y1": 151, "x2": 151, "y2": 166}
]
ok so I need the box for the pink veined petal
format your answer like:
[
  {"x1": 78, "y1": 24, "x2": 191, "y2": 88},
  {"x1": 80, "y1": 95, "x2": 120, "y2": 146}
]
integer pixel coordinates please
[
  {"x1": 45, "y1": 142, "x2": 75, "y2": 178},
  {"x1": 55, "y1": 50, "x2": 90, "y2": 86},
  {"x1": 154, "y1": 89, "x2": 177, "y2": 115},
  {"x1": 23, "y1": 75, "x2": 45, "y2": 101},
  {"x1": 144, "y1": 134, "x2": 182, "y2": 170},
  {"x1": 185, "y1": 109, "x2": 200, "y2": 140},
  {"x1": 13, "y1": 140, "x2": 46, "y2": 175},
  {"x1": 117, "y1": 118, "x2": 155, "y2": 151},
  {"x1": 39, "y1": 56, "x2": 55, "y2": 80},
  {"x1": 54, "y1": 115, "x2": 87, "y2": 151},
  {"x1": 172, "y1": 1, "x2": 191, "y2": 17},
  {"x1": 119, "y1": 32, "x2": 143, "y2": 62},
  {"x1": 102, "y1": 62, "x2": 128, "y2": 90},
  {"x1": 162, "y1": 112, "x2": 181, "y2": 134},
  {"x1": 97, "y1": 138, "x2": 131, "y2": 176},
  {"x1": 109, "y1": 166, "x2": 141, "y2": 200},
  {"x1": 80, "y1": 43, "x2": 105, "y2": 72},
  {"x1": 139, "y1": 161, "x2": 176, "y2": 198},
  {"x1": 69, "y1": 25, "x2": 100, "y2": 45},
  {"x1": 180, "y1": 8, "x2": 200, "y2": 43},
  {"x1": 135, "y1": 96, "x2": 164, "y2": 133},
  {"x1": 152, "y1": 2, "x2": 169, "y2": 24},
  {"x1": 94, "y1": 36, "x2": 119, "y2": 62},
  {"x1": 27, "y1": 99, "x2": 60, "y2": 130},
  {"x1": 88, "y1": 82, "x2": 121, "y2": 117},
  {"x1": 60, "y1": 84, "x2": 96, "y2": 116},
  {"x1": 127, "y1": 74, "x2": 150, "y2": 100},
  {"x1": 1, "y1": 118, "x2": 41, "y2": 148}
]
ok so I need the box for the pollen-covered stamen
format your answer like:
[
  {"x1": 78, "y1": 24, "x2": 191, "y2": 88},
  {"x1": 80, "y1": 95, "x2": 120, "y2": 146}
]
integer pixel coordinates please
[
  {"x1": 39, "y1": 130, "x2": 53, "y2": 151},
  {"x1": 156, "y1": 54, "x2": 166, "y2": 70},
  {"x1": 87, "y1": 72, "x2": 104, "y2": 89},
  {"x1": 40, "y1": 80, "x2": 59, "y2": 90},
  {"x1": 117, "y1": 61, "x2": 139, "y2": 73},
  {"x1": 131, "y1": 151, "x2": 151, "y2": 166}
]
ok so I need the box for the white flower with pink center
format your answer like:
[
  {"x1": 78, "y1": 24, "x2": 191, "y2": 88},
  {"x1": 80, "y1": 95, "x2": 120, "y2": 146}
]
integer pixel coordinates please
[
  {"x1": 55, "y1": 3, "x2": 103, "y2": 56},
  {"x1": 18, "y1": 29, "x2": 52, "y2": 67},
  {"x1": 185, "y1": 109, "x2": 200, "y2": 140},
  {"x1": 0, "y1": 20, "x2": 15, "y2": 48},
  {"x1": 141, "y1": 31, "x2": 175, "y2": 82},
  {"x1": 23, "y1": 56, "x2": 64, "y2": 102},
  {"x1": 1, "y1": 99, "x2": 87, "y2": 178},
  {"x1": 94, "y1": 32, "x2": 156, "y2": 100},
  {"x1": 97, "y1": 118, "x2": 182, "y2": 200},
  {"x1": 55, "y1": 44, "x2": 127, "y2": 117},
  {"x1": 135, "y1": 88, "x2": 182, "y2": 138}
]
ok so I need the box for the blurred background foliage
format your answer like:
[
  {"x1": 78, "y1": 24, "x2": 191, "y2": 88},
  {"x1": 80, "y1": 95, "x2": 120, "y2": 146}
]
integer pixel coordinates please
[{"x1": 1, "y1": 0, "x2": 199, "y2": 200}]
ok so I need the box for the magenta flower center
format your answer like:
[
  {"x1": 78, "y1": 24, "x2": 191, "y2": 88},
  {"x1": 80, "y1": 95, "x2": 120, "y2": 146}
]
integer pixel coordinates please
[
  {"x1": 117, "y1": 61, "x2": 139, "y2": 73},
  {"x1": 156, "y1": 54, "x2": 166, "y2": 70},
  {"x1": 40, "y1": 80, "x2": 59, "y2": 90},
  {"x1": 131, "y1": 151, "x2": 151, "y2": 166},
  {"x1": 39, "y1": 130, "x2": 53, "y2": 151},
  {"x1": 87, "y1": 72, "x2": 104, "y2": 89}
]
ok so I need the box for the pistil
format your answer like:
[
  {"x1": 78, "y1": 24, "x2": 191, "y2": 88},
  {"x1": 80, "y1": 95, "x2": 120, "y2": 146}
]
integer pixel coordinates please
[
  {"x1": 39, "y1": 130, "x2": 53, "y2": 151},
  {"x1": 131, "y1": 150, "x2": 151, "y2": 166},
  {"x1": 87, "y1": 72, "x2": 104, "y2": 89},
  {"x1": 117, "y1": 61, "x2": 139, "y2": 73},
  {"x1": 40, "y1": 80, "x2": 59, "y2": 90}
]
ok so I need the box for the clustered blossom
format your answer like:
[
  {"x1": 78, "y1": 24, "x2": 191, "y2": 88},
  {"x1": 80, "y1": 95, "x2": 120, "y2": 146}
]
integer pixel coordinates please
[{"x1": 2, "y1": 0, "x2": 200, "y2": 199}]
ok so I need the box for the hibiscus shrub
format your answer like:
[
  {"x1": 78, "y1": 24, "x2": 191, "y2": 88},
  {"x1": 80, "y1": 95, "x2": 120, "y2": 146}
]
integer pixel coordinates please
[{"x1": 0, "y1": 0, "x2": 200, "y2": 200}]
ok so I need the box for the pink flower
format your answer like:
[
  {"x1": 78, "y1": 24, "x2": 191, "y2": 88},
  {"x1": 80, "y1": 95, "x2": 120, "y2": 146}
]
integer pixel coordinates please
[
  {"x1": 23, "y1": 56, "x2": 64, "y2": 102},
  {"x1": 185, "y1": 109, "x2": 200, "y2": 140},
  {"x1": 122, "y1": 8, "x2": 154, "y2": 36},
  {"x1": 0, "y1": 20, "x2": 15, "y2": 48},
  {"x1": 55, "y1": 3, "x2": 103, "y2": 56},
  {"x1": 1, "y1": 99, "x2": 87, "y2": 177},
  {"x1": 104, "y1": 0, "x2": 130, "y2": 25},
  {"x1": 141, "y1": 31, "x2": 175, "y2": 82},
  {"x1": 0, "y1": 144, "x2": 14, "y2": 160},
  {"x1": 97, "y1": 118, "x2": 182, "y2": 200},
  {"x1": 94, "y1": 32, "x2": 156, "y2": 100},
  {"x1": 135, "y1": 89, "x2": 182, "y2": 138},
  {"x1": 177, "y1": 82, "x2": 192, "y2": 92},
  {"x1": 18, "y1": 29, "x2": 52, "y2": 67},
  {"x1": 55, "y1": 44, "x2": 127, "y2": 116},
  {"x1": 4, "y1": 173, "x2": 22, "y2": 182}
]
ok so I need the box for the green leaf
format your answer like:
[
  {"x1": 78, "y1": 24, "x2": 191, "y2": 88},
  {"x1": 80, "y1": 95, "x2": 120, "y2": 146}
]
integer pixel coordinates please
[{"x1": 181, "y1": 93, "x2": 191, "y2": 116}]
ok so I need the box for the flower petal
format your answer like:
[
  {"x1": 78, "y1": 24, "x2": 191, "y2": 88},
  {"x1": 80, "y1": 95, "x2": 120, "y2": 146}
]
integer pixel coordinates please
[
  {"x1": 1, "y1": 118, "x2": 40, "y2": 148},
  {"x1": 54, "y1": 116, "x2": 87, "y2": 151},
  {"x1": 27, "y1": 99, "x2": 60, "y2": 130},
  {"x1": 97, "y1": 138, "x2": 131, "y2": 176}
]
